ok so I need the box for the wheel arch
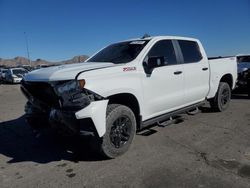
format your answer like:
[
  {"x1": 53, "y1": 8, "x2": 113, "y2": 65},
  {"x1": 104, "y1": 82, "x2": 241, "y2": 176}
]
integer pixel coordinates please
[
  {"x1": 220, "y1": 73, "x2": 233, "y2": 89},
  {"x1": 107, "y1": 93, "x2": 141, "y2": 130},
  {"x1": 207, "y1": 73, "x2": 234, "y2": 99}
]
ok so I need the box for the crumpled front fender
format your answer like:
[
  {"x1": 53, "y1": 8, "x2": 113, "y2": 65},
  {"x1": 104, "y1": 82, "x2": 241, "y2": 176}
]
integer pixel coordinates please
[{"x1": 75, "y1": 100, "x2": 109, "y2": 137}]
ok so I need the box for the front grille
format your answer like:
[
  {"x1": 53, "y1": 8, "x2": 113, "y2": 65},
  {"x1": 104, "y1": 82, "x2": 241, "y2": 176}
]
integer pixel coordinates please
[{"x1": 21, "y1": 80, "x2": 60, "y2": 108}]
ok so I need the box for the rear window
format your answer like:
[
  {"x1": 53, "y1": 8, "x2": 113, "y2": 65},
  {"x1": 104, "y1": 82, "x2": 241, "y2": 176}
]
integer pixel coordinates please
[{"x1": 178, "y1": 40, "x2": 202, "y2": 63}]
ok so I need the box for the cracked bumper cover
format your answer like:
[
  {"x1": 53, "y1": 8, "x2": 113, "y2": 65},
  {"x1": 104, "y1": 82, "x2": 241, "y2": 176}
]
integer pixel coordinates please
[
  {"x1": 21, "y1": 80, "x2": 109, "y2": 137},
  {"x1": 75, "y1": 100, "x2": 109, "y2": 137}
]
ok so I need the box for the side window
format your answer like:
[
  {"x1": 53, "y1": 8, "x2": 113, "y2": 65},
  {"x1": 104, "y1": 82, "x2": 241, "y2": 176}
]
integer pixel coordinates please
[
  {"x1": 147, "y1": 40, "x2": 177, "y2": 66},
  {"x1": 178, "y1": 40, "x2": 202, "y2": 63}
]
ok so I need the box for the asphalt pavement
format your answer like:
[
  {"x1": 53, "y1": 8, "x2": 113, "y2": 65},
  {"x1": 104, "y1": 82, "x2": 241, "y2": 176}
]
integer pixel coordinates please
[{"x1": 0, "y1": 84, "x2": 250, "y2": 188}]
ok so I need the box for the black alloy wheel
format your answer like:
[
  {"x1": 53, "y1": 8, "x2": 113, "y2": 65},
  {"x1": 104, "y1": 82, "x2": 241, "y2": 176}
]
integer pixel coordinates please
[
  {"x1": 220, "y1": 88, "x2": 230, "y2": 107},
  {"x1": 110, "y1": 115, "x2": 132, "y2": 148}
]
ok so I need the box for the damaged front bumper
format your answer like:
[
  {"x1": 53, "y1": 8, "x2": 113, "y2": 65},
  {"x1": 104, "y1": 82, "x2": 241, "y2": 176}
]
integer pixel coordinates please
[
  {"x1": 21, "y1": 80, "x2": 108, "y2": 137},
  {"x1": 75, "y1": 100, "x2": 108, "y2": 137},
  {"x1": 48, "y1": 100, "x2": 108, "y2": 137}
]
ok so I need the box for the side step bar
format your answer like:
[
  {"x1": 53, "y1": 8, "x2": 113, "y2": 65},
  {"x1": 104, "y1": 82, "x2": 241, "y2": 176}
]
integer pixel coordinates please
[
  {"x1": 139, "y1": 101, "x2": 205, "y2": 130},
  {"x1": 157, "y1": 115, "x2": 185, "y2": 127}
]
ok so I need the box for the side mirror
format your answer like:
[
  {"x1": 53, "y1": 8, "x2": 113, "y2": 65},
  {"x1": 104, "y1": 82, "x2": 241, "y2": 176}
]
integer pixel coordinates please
[{"x1": 143, "y1": 56, "x2": 164, "y2": 74}]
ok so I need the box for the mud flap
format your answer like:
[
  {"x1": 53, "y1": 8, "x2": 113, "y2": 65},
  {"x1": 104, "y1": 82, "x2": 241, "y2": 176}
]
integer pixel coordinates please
[{"x1": 75, "y1": 100, "x2": 109, "y2": 137}]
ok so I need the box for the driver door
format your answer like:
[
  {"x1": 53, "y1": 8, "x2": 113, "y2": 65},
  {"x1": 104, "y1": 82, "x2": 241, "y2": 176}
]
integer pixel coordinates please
[{"x1": 141, "y1": 40, "x2": 184, "y2": 120}]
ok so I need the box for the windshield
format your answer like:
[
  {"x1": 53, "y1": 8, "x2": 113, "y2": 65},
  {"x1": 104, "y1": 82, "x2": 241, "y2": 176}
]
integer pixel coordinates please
[
  {"x1": 87, "y1": 40, "x2": 149, "y2": 64},
  {"x1": 12, "y1": 69, "x2": 28, "y2": 75}
]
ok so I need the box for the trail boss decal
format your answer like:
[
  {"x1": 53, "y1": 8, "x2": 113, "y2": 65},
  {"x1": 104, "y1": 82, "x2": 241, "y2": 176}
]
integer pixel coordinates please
[{"x1": 123, "y1": 67, "x2": 136, "y2": 72}]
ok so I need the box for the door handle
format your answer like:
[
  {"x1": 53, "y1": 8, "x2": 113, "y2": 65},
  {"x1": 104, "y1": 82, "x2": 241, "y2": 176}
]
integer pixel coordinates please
[
  {"x1": 202, "y1": 67, "x2": 208, "y2": 71},
  {"x1": 174, "y1": 71, "x2": 182, "y2": 75}
]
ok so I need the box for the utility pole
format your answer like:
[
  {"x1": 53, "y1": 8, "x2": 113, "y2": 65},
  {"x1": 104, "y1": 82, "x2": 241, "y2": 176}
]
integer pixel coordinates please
[{"x1": 24, "y1": 32, "x2": 32, "y2": 66}]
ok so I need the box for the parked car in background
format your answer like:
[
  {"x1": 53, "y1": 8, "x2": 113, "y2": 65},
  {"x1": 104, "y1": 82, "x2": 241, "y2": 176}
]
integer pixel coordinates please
[
  {"x1": 5, "y1": 68, "x2": 28, "y2": 83},
  {"x1": 0, "y1": 68, "x2": 8, "y2": 82},
  {"x1": 36, "y1": 64, "x2": 49, "y2": 69},
  {"x1": 236, "y1": 54, "x2": 250, "y2": 97},
  {"x1": 21, "y1": 65, "x2": 34, "y2": 72}
]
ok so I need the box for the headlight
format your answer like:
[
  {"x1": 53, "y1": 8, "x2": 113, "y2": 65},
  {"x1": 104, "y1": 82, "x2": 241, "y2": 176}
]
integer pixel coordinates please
[
  {"x1": 55, "y1": 80, "x2": 85, "y2": 95},
  {"x1": 54, "y1": 79, "x2": 89, "y2": 110}
]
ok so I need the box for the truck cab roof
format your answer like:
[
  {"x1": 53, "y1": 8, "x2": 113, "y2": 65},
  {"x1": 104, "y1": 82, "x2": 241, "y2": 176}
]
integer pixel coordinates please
[{"x1": 124, "y1": 35, "x2": 199, "y2": 42}]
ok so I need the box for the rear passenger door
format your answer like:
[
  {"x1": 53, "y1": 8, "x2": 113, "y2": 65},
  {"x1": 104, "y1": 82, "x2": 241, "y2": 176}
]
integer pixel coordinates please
[{"x1": 176, "y1": 40, "x2": 209, "y2": 105}]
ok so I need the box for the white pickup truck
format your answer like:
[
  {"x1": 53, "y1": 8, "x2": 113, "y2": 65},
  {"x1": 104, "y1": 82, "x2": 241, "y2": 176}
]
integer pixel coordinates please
[{"x1": 21, "y1": 36, "x2": 237, "y2": 158}]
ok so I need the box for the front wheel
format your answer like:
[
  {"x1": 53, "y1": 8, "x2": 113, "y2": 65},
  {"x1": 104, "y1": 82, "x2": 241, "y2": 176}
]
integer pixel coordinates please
[
  {"x1": 209, "y1": 82, "x2": 231, "y2": 112},
  {"x1": 94, "y1": 104, "x2": 136, "y2": 159}
]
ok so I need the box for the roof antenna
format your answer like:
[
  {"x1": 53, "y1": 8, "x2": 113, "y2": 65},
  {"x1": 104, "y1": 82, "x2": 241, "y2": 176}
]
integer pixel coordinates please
[{"x1": 142, "y1": 33, "x2": 150, "y2": 39}]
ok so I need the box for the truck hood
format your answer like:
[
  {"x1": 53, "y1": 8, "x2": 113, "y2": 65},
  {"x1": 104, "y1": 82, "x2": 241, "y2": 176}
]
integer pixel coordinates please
[{"x1": 24, "y1": 62, "x2": 115, "y2": 82}]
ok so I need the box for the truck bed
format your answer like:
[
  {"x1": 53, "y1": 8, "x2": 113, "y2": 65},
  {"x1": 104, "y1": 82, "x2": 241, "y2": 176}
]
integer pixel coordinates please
[{"x1": 207, "y1": 56, "x2": 238, "y2": 99}]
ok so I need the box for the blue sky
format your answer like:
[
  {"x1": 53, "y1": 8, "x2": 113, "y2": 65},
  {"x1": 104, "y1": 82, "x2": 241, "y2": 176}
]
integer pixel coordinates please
[{"x1": 0, "y1": 0, "x2": 249, "y2": 61}]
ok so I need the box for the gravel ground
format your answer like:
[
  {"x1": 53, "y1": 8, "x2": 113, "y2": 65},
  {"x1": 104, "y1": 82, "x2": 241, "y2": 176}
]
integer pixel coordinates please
[{"x1": 0, "y1": 84, "x2": 250, "y2": 188}]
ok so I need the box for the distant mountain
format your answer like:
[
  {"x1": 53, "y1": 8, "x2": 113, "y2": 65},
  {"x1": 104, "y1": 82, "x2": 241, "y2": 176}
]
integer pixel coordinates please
[{"x1": 0, "y1": 55, "x2": 89, "y2": 67}]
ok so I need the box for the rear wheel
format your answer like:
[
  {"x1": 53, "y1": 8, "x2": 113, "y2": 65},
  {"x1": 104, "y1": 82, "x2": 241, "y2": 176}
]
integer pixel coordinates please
[
  {"x1": 210, "y1": 82, "x2": 231, "y2": 112},
  {"x1": 94, "y1": 104, "x2": 136, "y2": 159}
]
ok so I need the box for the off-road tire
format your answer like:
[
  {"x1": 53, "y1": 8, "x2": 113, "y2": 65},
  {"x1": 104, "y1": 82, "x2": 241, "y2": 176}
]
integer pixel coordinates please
[
  {"x1": 94, "y1": 104, "x2": 136, "y2": 159},
  {"x1": 209, "y1": 82, "x2": 231, "y2": 112}
]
